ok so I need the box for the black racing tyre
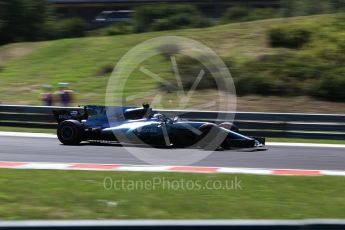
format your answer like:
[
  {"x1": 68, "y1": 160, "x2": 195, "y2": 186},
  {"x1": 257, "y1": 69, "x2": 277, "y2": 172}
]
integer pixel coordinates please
[
  {"x1": 218, "y1": 122, "x2": 239, "y2": 133},
  {"x1": 57, "y1": 120, "x2": 84, "y2": 145},
  {"x1": 197, "y1": 123, "x2": 224, "y2": 150}
]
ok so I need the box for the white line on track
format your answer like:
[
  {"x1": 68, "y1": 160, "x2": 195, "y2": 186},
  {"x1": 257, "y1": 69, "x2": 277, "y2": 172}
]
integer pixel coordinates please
[
  {"x1": 266, "y1": 142, "x2": 345, "y2": 148},
  {"x1": 1, "y1": 131, "x2": 345, "y2": 148},
  {"x1": 0, "y1": 131, "x2": 56, "y2": 138}
]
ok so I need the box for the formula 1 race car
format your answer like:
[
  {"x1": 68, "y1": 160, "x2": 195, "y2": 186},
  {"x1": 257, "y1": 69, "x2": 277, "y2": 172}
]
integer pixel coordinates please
[{"x1": 53, "y1": 104, "x2": 265, "y2": 150}]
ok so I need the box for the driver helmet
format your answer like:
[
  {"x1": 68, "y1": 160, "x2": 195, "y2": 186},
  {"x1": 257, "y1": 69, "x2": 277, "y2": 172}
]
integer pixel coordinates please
[{"x1": 152, "y1": 113, "x2": 164, "y2": 121}]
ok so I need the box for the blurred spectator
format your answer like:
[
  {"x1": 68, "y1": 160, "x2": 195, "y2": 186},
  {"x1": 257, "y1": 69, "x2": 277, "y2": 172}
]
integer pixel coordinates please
[
  {"x1": 41, "y1": 84, "x2": 54, "y2": 106},
  {"x1": 57, "y1": 83, "x2": 74, "y2": 107}
]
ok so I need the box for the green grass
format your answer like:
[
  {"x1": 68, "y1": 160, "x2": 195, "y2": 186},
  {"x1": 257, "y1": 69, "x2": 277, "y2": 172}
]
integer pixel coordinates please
[
  {"x1": 267, "y1": 138, "x2": 345, "y2": 144},
  {"x1": 0, "y1": 14, "x2": 334, "y2": 106},
  {"x1": 0, "y1": 169, "x2": 344, "y2": 219}
]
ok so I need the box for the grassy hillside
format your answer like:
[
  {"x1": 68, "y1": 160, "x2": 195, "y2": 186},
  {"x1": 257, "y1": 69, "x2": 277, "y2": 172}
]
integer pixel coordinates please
[{"x1": 0, "y1": 14, "x2": 344, "y2": 112}]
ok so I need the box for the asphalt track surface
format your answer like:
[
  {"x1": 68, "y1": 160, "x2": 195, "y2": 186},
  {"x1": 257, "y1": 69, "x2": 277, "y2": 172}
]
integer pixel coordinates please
[{"x1": 0, "y1": 136, "x2": 344, "y2": 170}]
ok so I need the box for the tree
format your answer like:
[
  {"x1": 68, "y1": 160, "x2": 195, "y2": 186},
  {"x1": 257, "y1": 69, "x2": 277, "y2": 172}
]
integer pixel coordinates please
[
  {"x1": 0, "y1": 0, "x2": 53, "y2": 44},
  {"x1": 281, "y1": 0, "x2": 332, "y2": 17}
]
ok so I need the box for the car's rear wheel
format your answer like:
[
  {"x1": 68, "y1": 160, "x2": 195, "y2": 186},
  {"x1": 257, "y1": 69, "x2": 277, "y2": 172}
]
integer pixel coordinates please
[{"x1": 57, "y1": 120, "x2": 84, "y2": 145}]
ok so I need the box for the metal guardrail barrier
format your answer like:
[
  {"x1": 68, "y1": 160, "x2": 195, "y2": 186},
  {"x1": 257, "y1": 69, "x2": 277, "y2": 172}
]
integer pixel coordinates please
[
  {"x1": 1, "y1": 219, "x2": 345, "y2": 230},
  {"x1": 0, "y1": 105, "x2": 345, "y2": 140}
]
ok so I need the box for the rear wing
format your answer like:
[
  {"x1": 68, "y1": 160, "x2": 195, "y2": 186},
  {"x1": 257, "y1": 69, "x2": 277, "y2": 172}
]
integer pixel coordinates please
[
  {"x1": 52, "y1": 104, "x2": 149, "y2": 123},
  {"x1": 52, "y1": 108, "x2": 87, "y2": 124}
]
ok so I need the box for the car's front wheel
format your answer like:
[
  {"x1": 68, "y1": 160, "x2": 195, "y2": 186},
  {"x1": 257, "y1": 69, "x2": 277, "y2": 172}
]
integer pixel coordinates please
[
  {"x1": 197, "y1": 123, "x2": 225, "y2": 150},
  {"x1": 57, "y1": 120, "x2": 84, "y2": 145},
  {"x1": 218, "y1": 122, "x2": 239, "y2": 133}
]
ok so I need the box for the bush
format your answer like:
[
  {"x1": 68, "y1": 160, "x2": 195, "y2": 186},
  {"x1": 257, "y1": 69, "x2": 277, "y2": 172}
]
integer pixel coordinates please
[
  {"x1": 280, "y1": 54, "x2": 329, "y2": 79},
  {"x1": 95, "y1": 64, "x2": 114, "y2": 77},
  {"x1": 43, "y1": 17, "x2": 86, "y2": 39},
  {"x1": 222, "y1": 6, "x2": 249, "y2": 23},
  {"x1": 313, "y1": 69, "x2": 345, "y2": 101},
  {"x1": 226, "y1": 53, "x2": 322, "y2": 96},
  {"x1": 102, "y1": 22, "x2": 133, "y2": 36},
  {"x1": 159, "y1": 55, "x2": 218, "y2": 92},
  {"x1": 150, "y1": 18, "x2": 177, "y2": 31},
  {"x1": 55, "y1": 18, "x2": 86, "y2": 38},
  {"x1": 133, "y1": 4, "x2": 211, "y2": 32},
  {"x1": 222, "y1": 6, "x2": 281, "y2": 23},
  {"x1": 223, "y1": 16, "x2": 345, "y2": 101},
  {"x1": 269, "y1": 25, "x2": 313, "y2": 49},
  {"x1": 227, "y1": 45, "x2": 344, "y2": 100},
  {"x1": 234, "y1": 74, "x2": 287, "y2": 96}
]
